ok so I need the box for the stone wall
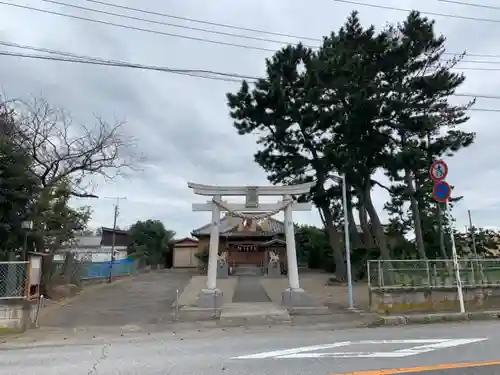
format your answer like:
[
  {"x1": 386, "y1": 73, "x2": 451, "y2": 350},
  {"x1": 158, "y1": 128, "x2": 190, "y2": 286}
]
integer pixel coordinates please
[
  {"x1": 0, "y1": 300, "x2": 38, "y2": 331},
  {"x1": 370, "y1": 286, "x2": 500, "y2": 314}
]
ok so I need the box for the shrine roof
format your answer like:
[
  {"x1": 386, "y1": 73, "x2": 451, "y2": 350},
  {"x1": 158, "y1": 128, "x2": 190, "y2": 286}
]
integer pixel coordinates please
[{"x1": 191, "y1": 215, "x2": 285, "y2": 237}]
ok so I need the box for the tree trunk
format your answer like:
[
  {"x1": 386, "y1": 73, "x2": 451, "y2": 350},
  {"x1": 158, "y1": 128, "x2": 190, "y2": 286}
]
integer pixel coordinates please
[
  {"x1": 345, "y1": 186, "x2": 364, "y2": 248},
  {"x1": 404, "y1": 168, "x2": 427, "y2": 259},
  {"x1": 358, "y1": 183, "x2": 391, "y2": 262},
  {"x1": 321, "y1": 207, "x2": 347, "y2": 280},
  {"x1": 360, "y1": 184, "x2": 394, "y2": 285},
  {"x1": 358, "y1": 203, "x2": 375, "y2": 247}
]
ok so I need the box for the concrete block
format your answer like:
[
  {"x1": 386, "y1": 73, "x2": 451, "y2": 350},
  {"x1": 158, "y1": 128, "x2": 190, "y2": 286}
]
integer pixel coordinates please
[
  {"x1": 282, "y1": 288, "x2": 316, "y2": 307},
  {"x1": 217, "y1": 262, "x2": 229, "y2": 279},
  {"x1": 267, "y1": 262, "x2": 281, "y2": 278},
  {"x1": 287, "y1": 305, "x2": 330, "y2": 316},
  {"x1": 198, "y1": 288, "x2": 224, "y2": 309},
  {"x1": 178, "y1": 306, "x2": 221, "y2": 321}
]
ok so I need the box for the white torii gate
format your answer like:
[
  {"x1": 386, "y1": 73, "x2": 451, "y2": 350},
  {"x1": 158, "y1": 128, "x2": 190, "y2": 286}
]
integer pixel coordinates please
[{"x1": 188, "y1": 182, "x2": 316, "y2": 307}]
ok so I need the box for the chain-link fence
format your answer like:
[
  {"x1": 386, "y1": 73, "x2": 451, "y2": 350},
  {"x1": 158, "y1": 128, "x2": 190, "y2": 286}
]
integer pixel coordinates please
[
  {"x1": 0, "y1": 261, "x2": 28, "y2": 299},
  {"x1": 368, "y1": 259, "x2": 500, "y2": 289}
]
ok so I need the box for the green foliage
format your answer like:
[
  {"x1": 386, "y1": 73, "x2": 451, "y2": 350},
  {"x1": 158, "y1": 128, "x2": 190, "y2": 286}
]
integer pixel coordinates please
[
  {"x1": 194, "y1": 245, "x2": 209, "y2": 266},
  {"x1": 226, "y1": 10, "x2": 475, "y2": 267},
  {"x1": 454, "y1": 228, "x2": 500, "y2": 258},
  {"x1": 128, "y1": 220, "x2": 175, "y2": 266},
  {"x1": 0, "y1": 136, "x2": 39, "y2": 259},
  {"x1": 30, "y1": 179, "x2": 92, "y2": 253},
  {"x1": 295, "y1": 225, "x2": 329, "y2": 269}
]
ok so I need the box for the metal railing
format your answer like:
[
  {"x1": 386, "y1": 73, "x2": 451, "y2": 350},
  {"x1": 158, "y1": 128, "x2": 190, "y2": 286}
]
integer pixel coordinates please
[
  {"x1": 368, "y1": 259, "x2": 500, "y2": 289},
  {"x1": 0, "y1": 261, "x2": 28, "y2": 299}
]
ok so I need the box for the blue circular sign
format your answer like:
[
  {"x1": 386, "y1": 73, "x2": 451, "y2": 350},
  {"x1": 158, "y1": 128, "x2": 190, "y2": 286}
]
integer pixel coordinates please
[{"x1": 433, "y1": 181, "x2": 451, "y2": 202}]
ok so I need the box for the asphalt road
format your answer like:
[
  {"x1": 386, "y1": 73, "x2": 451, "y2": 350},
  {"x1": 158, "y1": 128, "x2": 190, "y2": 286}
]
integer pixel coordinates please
[{"x1": 2, "y1": 321, "x2": 500, "y2": 375}]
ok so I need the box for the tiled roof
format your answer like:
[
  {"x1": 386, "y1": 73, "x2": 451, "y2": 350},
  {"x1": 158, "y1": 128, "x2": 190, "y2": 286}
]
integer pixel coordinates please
[
  {"x1": 192, "y1": 215, "x2": 285, "y2": 237},
  {"x1": 172, "y1": 237, "x2": 199, "y2": 247}
]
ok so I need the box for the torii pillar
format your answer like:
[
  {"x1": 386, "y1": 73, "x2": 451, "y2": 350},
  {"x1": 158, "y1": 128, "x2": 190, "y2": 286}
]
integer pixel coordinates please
[{"x1": 188, "y1": 182, "x2": 317, "y2": 308}]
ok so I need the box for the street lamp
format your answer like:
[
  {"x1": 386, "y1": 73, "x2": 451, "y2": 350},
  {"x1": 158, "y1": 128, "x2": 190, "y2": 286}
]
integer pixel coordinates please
[
  {"x1": 21, "y1": 220, "x2": 33, "y2": 261},
  {"x1": 332, "y1": 173, "x2": 354, "y2": 310}
]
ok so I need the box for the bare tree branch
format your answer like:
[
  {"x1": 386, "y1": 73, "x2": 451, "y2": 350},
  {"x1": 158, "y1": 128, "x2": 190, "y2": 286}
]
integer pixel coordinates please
[{"x1": 5, "y1": 95, "x2": 144, "y2": 196}]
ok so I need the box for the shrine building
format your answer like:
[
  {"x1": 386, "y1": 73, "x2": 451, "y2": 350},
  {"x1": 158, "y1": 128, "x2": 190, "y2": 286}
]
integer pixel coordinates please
[{"x1": 191, "y1": 215, "x2": 286, "y2": 272}]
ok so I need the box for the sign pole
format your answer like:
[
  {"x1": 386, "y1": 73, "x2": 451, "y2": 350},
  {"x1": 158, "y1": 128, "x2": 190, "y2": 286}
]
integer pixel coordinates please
[
  {"x1": 445, "y1": 202, "x2": 465, "y2": 313},
  {"x1": 341, "y1": 174, "x2": 354, "y2": 310},
  {"x1": 429, "y1": 159, "x2": 464, "y2": 314}
]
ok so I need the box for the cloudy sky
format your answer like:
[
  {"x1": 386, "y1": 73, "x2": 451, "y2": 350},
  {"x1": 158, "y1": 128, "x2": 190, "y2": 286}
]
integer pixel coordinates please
[{"x1": 0, "y1": 0, "x2": 499, "y2": 237}]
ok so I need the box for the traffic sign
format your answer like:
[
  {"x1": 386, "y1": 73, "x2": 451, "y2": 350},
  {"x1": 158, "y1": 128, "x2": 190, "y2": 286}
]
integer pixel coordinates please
[
  {"x1": 429, "y1": 160, "x2": 448, "y2": 182},
  {"x1": 433, "y1": 181, "x2": 451, "y2": 202}
]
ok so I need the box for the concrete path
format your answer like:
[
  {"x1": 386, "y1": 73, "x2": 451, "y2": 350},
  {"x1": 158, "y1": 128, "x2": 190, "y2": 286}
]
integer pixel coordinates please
[
  {"x1": 232, "y1": 276, "x2": 271, "y2": 303},
  {"x1": 2, "y1": 320, "x2": 500, "y2": 374},
  {"x1": 40, "y1": 270, "x2": 193, "y2": 330}
]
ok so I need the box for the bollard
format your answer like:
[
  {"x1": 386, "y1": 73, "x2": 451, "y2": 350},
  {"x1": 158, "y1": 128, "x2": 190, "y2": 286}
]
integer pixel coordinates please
[
  {"x1": 34, "y1": 294, "x2": 44, "y2": 328},
  {"x1": 174, "y1": 289, "x2": 179, "y2": 321}
]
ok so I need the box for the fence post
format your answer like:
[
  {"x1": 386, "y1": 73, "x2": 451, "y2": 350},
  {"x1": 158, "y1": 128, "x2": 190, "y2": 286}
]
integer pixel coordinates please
[
  {"x1": 426, "y1": 260, "x2": 431, "y2": 286},
  {"x1": 470, "y1": 259, "x2": 475, "y2": 286},
  {"x1": 174, "y1": 289, "x2": 179, "y2": 321},
  {"x1": 433, "y1": 263, "x2": 438, "y2": 286},
  {"x1": 34, "y1": 294, "x2": 44, "y2": 328},
  {"x1": 367, "y1": 261, "x2": 371, "y2": 288},
  {"x1": 378, "y1": 260, "x2": 383, "y2": 288}
]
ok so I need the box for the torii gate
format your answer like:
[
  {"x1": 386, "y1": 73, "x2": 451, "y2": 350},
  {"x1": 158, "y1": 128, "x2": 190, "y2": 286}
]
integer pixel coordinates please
[{"x1": 187, "y1": 182, "x2": 316, "y2": 308}]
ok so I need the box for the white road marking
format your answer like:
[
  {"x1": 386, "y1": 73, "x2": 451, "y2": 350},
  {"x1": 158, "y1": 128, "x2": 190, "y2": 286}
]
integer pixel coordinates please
[{"x1": 232, "y1": 338, "x2": 488, "y2": 359}]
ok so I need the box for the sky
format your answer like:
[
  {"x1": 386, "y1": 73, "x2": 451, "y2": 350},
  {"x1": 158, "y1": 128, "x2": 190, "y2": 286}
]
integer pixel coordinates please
[{"x1": 0, "y1": 0, "x2": 499, "y2": 237}]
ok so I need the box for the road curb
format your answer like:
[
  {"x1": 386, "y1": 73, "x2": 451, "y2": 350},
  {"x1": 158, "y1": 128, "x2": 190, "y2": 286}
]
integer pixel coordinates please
[{"x1": 369, "y1": 310, "x2": 500, "y2": 327}]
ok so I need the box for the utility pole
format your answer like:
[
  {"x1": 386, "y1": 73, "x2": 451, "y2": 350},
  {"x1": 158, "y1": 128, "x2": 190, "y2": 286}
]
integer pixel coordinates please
[
  {"x1": 106, "y1": 197, "x2": 126, "y2": 283},
  {"x1": 468, "y1": 209, "x2": 478, "y2": 258}
]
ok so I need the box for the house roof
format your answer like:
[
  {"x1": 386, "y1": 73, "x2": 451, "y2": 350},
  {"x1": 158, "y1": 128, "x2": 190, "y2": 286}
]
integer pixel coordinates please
[
  {"x1": 100, "y1": 228, "x2": 131, "y2": 247},
  {"x1": 76, "y1": 236, "x2": 102, "y2": 247},
  {"x1": 172, "y1": 237, "x2": 199, "y2": 247},
  {"x1": 260, "y1": 239, "x2": 286, "y2": 247},
  {"x1": 192, "y1": 215, "x2": 285, "y2": 237},
  {"x1": 101, "y1": 227, "x2": 129, "y2": 235}
]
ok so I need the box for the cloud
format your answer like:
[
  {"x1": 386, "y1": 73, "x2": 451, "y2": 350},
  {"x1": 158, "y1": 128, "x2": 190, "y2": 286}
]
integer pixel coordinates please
[{"x1": 1, "y1": 0, "x2": 498, "y2": 236}]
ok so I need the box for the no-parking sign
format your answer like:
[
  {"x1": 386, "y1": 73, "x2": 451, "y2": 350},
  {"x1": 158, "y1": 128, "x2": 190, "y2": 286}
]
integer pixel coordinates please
[{"x1": 433, "y1": 181, "x2": 451, "y2": 202}]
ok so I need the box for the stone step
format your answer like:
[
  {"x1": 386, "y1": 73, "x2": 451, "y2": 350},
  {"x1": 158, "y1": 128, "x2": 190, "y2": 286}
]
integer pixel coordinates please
[
  {"x1": 219, "y1": 302, "x2": 291, "y2": 326},
  {"x1": 232, "y1": 265, "x2": 264, "y2": 276}
]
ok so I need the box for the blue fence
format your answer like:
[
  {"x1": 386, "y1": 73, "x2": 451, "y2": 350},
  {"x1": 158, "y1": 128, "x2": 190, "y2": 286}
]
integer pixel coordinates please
[
  {"x1": 81, "y1": 258, "x2": 138, "y2": 280},
  {"x1": 53, "y1": 257, "x2": 139, "y2": 281}
]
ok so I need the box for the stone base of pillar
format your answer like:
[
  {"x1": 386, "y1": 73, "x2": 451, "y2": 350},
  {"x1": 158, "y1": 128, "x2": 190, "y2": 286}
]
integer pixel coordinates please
[
  {"x1": 266, "y1": 262, "x2": 281, "y2": 278},
  {"x1": 198, "y1": 288, "x2": 224, "y2": 308},
  {"x1": 281, "y1": 288, "x2": 315, "y2": 307},
  {"x1": 217, "y1": 262, "x2": 229, "y2": 278}
]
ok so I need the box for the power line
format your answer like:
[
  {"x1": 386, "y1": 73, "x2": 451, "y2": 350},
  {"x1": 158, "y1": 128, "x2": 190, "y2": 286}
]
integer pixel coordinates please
[
  {"x1": 0, "y1": 1, "x2": 276, "y2": 53},
  {"x1": 458, "y1": 67, "x2": 500, "y2": 71},
  {"x1": 0, "y1": 50, "x2": 249, "y2": 83},
  {"x1": 4, "y1": 40, "x2": 500, "y2": 102},
  {"x1": 41, "y1": 0, "x2": 500, "y2": 65},
  {"x1": 43, "y1": 0, "x2": 313, "y2": 48},
  {"x1": 438, "y1": 0, "x2": 500, "y2": 11},
  {"x1": 74, "y1": 0, "x2": 320, "y2": 41},
  {"x1": 0, "y1": 40, "x2": 259, "y2": 80},
  {"x1": 4, "y1": 0, "x2": 500, "y2": 59},
  {"x1": 2, "y1": 50, "x2": 500, "y2": 113},
  {"x1": 332, "y1": 0, "x2": 500, "y2": 24}
]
